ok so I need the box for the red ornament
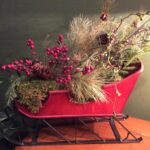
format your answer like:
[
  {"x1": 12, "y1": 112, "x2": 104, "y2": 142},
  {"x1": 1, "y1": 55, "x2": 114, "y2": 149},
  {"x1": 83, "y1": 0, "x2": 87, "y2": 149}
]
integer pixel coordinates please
[{"x1": 100, "y1": 12, "x2": 108, "y2": 21}]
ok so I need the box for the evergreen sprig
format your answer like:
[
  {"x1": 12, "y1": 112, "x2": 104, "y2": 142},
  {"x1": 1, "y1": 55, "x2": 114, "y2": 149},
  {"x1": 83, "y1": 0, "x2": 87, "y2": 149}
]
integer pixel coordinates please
[{"x1": 5, "y1": 76, "x2": 26, "y2": 105}]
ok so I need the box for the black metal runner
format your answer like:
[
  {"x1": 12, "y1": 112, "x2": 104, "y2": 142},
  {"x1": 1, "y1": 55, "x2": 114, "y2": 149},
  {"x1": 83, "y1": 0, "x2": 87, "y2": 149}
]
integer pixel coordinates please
[{"x1": 0, "y1": 111, "x2": 142, "y2": 146}]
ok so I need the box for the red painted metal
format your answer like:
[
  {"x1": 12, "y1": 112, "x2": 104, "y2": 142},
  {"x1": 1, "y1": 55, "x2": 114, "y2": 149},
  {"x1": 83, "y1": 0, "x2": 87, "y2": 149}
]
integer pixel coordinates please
[{"x1": 16, "y1": 62, "x2": 144, "y2": 119}]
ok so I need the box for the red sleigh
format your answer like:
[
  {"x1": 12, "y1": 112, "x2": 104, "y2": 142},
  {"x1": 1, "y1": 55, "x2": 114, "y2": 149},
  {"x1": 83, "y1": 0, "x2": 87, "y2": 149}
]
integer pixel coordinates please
[{"x1": 4, "y1": 62, "x2": 143, "y2": 146}]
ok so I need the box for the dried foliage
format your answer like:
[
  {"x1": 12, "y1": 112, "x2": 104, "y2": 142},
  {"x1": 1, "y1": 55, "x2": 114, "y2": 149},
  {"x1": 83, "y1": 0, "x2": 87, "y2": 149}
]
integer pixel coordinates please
[
  {"x1": 68, "y1": 69, "x2": 106, "y2": 103},
  {"x1": 68, "y1": 15, "x2": 92, "y2": 48},
  {"x1": 68, "y1": 15, "x2": 108, "y2": 60},
  {"x1": 66, "y1": 9, "x2": 150, "y2": 102},
  {"x1": 68, "y1": 12, "x2": 150, "y2": 77}
]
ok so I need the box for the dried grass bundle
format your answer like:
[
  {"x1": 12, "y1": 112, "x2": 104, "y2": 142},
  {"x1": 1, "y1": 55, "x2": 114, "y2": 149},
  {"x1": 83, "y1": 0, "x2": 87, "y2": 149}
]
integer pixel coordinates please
[
  {"x1": 67, "y1": 15, "x2": 92, "y2": 49},
  {"x1": 68, "y1": 15, "x2": 107, "y2": 65},
  {"x1": 67, "y1": 69, "x2": 107, "y2": 103}
]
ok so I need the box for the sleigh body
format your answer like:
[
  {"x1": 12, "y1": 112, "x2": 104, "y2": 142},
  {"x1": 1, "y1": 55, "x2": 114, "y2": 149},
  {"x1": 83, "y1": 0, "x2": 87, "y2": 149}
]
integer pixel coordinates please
[{"x1": 16, "y1": 63, "x2": 143, "y2": 119}]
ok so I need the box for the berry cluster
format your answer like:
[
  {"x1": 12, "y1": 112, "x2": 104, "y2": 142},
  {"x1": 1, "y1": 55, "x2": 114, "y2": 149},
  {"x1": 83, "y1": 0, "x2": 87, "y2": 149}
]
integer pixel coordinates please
[
  {"x1": 47, "y1": 45, "x2": 69, "y2": 64},
  {"x1": 27, "y1": 39, "x2": 38, "y2": 61},
  {"x1": 1, "y1": 35, "x2": 75, "y2": 84},
  {"x1": 46, "y1": 35, "x2": 74, "y2": 84},
  {"x1": 56, "y1": 74, "x2": 72, "y2": 84},
  {"x1": 82, "y1": 65, "x2": 94, "y2": 75},
  {"x1": 58, "y1": 34, "x2": 64, "y2": 44},
  {"x1": 46, "y1": 35, "x2": 70, "y2": 65},
  {"x1": 27, "y1": 39, "x2": 35, "y2": 49},
  {"x1": 1, "y1": 59, "x2": 33, "y2": 76},
  {"x1": 56, "y1": 65, "x2": 73, "y2": 84}
]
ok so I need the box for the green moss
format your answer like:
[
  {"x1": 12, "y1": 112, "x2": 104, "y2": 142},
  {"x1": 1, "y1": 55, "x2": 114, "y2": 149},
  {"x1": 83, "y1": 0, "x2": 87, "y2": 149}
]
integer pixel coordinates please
[{"x1": 16, "y1": 80, "x2": 56, "y2": 113}]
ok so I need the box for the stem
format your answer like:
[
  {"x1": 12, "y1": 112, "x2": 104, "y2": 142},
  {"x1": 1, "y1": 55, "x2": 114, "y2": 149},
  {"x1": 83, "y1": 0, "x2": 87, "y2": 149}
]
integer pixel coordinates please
[
  {"x1": 113, "y1": 13, "x2": 137, "y2": 34},
  {"x1": 126, "y1": 18, "x2": 150, "y2": 40}
]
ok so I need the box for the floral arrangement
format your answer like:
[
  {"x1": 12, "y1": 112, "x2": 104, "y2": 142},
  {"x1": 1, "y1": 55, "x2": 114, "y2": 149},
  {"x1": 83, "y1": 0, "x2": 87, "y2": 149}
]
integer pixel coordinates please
[{"x1": 1, "y1": 1, "x2": 150, "y2": 113}]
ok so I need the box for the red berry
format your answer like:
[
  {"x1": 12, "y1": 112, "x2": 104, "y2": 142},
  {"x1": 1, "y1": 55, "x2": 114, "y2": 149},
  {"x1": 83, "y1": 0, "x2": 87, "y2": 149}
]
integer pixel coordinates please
[
  {"x1": 66, "y1": 75, "x2": 71, "y2": 81},
  {"x1": 25, "y1": 59, "x2": 32, "y2": 65},
  {"x1": 14, "y1": 60, "x2": 19, "y2": 64},
  {"x1": 58, "y1": 34, "x2": 64, "y2": 43},
  {"x1": 54, "y1": 56, "x2": 58, "y2": 59},
  {"x1": 90, "y1": 66, "x2": 94, "y2": 71},
  {"x1": 63, "y1": 65, "x2": 67, "y2": 69},
  {"x1": 75, "y1": 68, "x2": 81, "y2": 72},
  {"x1": 10, "y1": 64, "x2": 16, "y2": 70},
  {"x1": 19, "y1": 60, "x2": 23, "y2": 63},
  {"x1": 1, "y1": 65, "x2": 7, "y2": 70},
  {"x1": 69, "y1": 65, "x2": 73, "y2": 70},
  {"x1": 30, "y1": 45, "x2": 35, "y2": 49},
  {"x1": 84, "y1": 66, "x2": 90, "y2": 71}
]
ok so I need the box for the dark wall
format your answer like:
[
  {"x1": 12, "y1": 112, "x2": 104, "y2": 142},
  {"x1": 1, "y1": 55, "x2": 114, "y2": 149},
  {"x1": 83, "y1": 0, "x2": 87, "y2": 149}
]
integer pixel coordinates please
[{"x1": 0, "y1": 0, "x2": 150, "y2": 120}]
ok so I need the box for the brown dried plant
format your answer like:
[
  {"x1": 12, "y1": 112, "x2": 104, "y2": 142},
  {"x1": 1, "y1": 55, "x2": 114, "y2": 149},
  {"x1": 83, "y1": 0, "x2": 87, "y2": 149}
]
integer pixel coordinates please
[
  {"x1": 67, "y1": 69, "x2": 106, "y2": 103},
  {"x1": 66, "y1": 8, "x2": 150, "y2": 103},
  {"x1": 67, "y1": 15, "x2": 92, "y2": 49}
]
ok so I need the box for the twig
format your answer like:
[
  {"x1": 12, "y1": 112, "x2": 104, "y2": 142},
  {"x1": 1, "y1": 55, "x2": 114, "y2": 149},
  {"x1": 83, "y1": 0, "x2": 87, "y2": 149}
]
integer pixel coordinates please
[
  {"x1": 126, "y1": 18, "x2": 150, "y2": 40},
  {"x1": 113, "y1": 13, "x2": 137, "y2": 34}
]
